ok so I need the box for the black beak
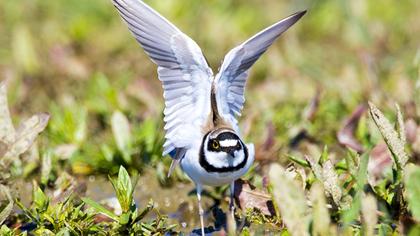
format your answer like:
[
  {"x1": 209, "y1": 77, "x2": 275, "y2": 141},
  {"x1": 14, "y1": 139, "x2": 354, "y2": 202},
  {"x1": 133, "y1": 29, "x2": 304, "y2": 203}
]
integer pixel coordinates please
[{"x1": 228, "y1": 149, "x2": 236, "y2": 157}]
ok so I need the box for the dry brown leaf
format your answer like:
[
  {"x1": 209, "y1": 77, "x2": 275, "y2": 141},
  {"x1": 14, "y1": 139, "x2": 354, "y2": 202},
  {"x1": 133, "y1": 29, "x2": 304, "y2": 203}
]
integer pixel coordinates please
[
  {"x1": 5, "y1": 113, "x2": 50, "y2": 158},
  {"x1": 337, "y1": 105, "x2": 366, "y2": 152},
  {"x1": 368, "y1": 142, "x2": 393, "y2": 186},
  {"x1": 233, "y1": 179, "x2": 275, "y2": 216}
]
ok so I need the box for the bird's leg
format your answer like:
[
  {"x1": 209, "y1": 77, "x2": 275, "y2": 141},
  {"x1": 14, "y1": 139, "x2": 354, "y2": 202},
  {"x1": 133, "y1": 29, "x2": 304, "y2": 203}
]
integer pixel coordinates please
[
  {"x1": 229, "y1": 182, "x2": 235, "y2": 218},
  {"x1": 196, "y1": 185, "x2": 205, "y2": 236},
  {"x1": 226, "y1": 182, "x2": 237, "y2": 233}
]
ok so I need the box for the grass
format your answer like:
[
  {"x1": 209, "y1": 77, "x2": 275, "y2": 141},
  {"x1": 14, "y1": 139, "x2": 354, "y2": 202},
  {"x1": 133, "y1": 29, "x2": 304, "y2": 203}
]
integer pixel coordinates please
[{"x1": 0, "y1": 0, "x2": 420, "y2": 235}]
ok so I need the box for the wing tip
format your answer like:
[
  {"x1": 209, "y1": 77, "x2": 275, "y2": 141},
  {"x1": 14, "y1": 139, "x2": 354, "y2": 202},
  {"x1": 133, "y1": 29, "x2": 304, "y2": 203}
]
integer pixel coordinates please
[
  {"x1": 288, "y1": 10, "x2": 307, "y2": 23},
  {"x1": 271, "y1": 9, "x2": 306, "y2": 32}
]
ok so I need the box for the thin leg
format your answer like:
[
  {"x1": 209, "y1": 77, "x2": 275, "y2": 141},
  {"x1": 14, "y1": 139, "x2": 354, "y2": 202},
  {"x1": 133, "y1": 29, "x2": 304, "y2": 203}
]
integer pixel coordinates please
[
  {"x1": 196, "y1": 185, "x2": 205, "y2": 236},
  {"x1": 227, "y1": 182, "x2": 237, "y2": 233},
  {"x1": 229, "y1": 182, "x2": 235, "y2": 218}
]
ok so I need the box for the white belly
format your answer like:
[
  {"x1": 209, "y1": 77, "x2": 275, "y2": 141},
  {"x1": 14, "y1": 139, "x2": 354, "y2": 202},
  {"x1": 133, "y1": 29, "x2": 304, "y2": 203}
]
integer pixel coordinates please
[{"x1": 180, "y1": 144, "x2": 255, "y2": 186}]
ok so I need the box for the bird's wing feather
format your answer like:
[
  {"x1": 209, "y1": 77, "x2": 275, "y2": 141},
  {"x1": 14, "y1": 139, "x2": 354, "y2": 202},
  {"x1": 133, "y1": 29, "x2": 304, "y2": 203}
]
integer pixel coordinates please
[
  {"x1": 214, "y1": 11, "x2": 306, "y2": 131},
  {"x1": 113, "y1": 0, "x2": 213, "y2": 156}
]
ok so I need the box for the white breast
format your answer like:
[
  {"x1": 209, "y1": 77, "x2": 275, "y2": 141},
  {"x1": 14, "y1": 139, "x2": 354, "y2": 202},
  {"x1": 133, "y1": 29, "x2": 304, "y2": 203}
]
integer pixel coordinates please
[
  {"x1": 204, "y1": 151, "x2": 245, "y2": 169},
  {"x1": 180, "y1": 143, "x2": 255, "y2": 186}
]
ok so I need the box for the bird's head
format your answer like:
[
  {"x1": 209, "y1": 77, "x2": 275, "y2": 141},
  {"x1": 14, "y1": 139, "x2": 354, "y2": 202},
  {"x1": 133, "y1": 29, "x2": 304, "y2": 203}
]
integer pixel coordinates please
[{"x1": 200, "y1": 128, "x2": 248, "y2": 171}]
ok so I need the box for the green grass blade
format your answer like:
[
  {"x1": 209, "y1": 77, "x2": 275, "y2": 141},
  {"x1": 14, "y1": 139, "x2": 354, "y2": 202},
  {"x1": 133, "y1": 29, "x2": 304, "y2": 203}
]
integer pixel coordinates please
[{"x1": 81, "y1": 197, "x2": 117, "y2": 221}]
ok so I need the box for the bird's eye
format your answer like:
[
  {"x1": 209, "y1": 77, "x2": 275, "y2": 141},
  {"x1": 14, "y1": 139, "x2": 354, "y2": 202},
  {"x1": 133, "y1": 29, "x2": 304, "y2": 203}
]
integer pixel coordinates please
[{"x1": 212, "y1": 140, "x2": 220, "y2": 149}]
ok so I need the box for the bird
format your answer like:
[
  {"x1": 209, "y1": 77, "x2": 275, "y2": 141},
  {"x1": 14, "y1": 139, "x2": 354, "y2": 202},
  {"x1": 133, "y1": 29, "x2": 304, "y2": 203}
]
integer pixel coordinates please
[{"x1": 111, "y1": 0, "x2": 305, "y2": 234}]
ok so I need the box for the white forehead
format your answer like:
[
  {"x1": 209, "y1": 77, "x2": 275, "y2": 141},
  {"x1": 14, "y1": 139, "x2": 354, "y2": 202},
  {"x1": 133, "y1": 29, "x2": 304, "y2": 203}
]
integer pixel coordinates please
[{"x1": 219, "y1": 139, "x2": 238, "y2": 147}]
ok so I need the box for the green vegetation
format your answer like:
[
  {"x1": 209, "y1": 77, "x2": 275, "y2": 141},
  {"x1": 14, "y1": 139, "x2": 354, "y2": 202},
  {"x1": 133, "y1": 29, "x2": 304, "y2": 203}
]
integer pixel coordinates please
[{"x1": 0, "y1": 0, "x2": 419, "y2": 235}]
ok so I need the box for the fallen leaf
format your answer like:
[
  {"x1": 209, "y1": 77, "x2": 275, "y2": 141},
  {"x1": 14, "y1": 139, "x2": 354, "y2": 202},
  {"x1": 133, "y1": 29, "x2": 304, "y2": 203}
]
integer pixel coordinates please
[
  {"x1": 367, "y1": 142, "x2": 393, "y2": 186},
  {"x1": 233, "y1": 179, "x2": 275, "y2": 216},
  {"x1": 5, "y1": 113, "x2": 50, "y2": 158},
  {"x1": 337, "y1": 105, "x2": 366, "y2": 153}
]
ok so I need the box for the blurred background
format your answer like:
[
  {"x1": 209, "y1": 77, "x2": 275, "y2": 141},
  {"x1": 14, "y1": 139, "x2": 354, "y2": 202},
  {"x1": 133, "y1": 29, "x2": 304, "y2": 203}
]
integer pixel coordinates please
[{"x1": 1, "y1": 0, "x2": 419, "y2": 233}]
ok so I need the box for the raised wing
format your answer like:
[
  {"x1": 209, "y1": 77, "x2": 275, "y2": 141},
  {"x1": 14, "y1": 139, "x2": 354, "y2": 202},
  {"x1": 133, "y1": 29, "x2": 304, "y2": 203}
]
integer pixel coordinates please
[
  {"x1": 214, "y1": 11, "x2": 306, "y2": 131},
  {"x1": 112, "y1": 0, "x2": 214, "y2": 156}
]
